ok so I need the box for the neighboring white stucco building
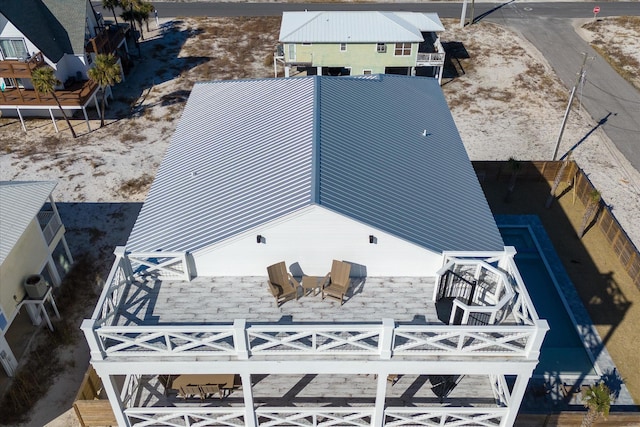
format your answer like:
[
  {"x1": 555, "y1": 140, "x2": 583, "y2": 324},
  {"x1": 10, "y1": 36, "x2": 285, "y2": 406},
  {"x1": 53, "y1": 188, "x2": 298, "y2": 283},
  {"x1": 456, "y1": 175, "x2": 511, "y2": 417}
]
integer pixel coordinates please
[{"x1": 83, "y1": 75, "x2": 548, "y2": 427}]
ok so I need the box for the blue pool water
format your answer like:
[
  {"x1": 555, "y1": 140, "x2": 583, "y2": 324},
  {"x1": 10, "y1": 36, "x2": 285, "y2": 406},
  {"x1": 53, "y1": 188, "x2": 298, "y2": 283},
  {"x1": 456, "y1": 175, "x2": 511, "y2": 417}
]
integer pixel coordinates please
[{"x1": 498, "y1": 226, "x2": 596, "y2": 377}]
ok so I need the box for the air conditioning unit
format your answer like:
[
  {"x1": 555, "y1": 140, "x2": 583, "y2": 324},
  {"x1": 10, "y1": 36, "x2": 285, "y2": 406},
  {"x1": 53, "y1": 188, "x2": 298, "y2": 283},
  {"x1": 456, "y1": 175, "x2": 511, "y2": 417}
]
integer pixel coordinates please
[{"x1": 23, "y1": 274, "x2": 49, "y2": 299}]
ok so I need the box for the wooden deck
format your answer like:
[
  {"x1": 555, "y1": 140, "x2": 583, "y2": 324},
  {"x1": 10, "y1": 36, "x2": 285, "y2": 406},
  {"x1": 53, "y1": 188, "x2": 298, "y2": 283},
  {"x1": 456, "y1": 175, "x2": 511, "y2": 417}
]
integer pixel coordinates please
[
  {"x1": 112, "y1": 275, "x2": 518, "y2": 326},
  {"x1": 0, "y1": 52, "x2": 45, "y2": 79},
  {"x1": 0, "y1": 79, "x2": 98, "y2": 108}
]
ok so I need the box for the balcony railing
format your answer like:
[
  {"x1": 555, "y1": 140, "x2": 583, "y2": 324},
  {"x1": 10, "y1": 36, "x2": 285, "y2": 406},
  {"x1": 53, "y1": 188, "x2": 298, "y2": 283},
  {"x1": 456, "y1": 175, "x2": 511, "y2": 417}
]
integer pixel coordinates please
[
  {"x1": 82, "y1": 248, "x2": 547, "y2": 362},
  {"x1": 86, "y1": 25, "x2": 127, "y2": 55},
  {"x1": 416, "y1": 52, "x2": 445, "y2": 65},
  {"x1": 37, "y1": 210, "x2": 62, "y2": 245},
  {"x1": 0, "y1": 79, "x2": 98, "y2": 107},
  {"x1": 122, "y1": 406, "x2": 507, "y2": 427},
  {"x1": 0, "y1": 52, "x2": 45, "y2": 79}
]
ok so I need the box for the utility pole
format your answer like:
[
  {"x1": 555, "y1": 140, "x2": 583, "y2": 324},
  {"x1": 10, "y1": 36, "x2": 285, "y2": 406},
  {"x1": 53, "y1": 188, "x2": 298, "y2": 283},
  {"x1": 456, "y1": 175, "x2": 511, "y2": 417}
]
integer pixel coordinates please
[
  {"x1": 460, "y1": 0, "x2": 476, "y2": 27},
  {"x1": 551, "y1": 52, "x2": 588, "y2": 161}
]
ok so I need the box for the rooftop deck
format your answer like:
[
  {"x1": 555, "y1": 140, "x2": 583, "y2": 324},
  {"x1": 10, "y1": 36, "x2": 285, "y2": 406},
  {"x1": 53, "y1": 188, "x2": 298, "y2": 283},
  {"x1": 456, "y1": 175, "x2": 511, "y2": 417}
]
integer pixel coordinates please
[{"x1": 112, "y1": 275, "x2": 515, "y2": 326}]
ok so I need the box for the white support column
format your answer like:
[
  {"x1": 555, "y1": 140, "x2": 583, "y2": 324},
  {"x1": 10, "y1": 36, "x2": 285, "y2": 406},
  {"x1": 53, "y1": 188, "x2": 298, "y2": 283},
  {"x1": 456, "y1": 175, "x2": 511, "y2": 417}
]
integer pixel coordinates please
[
  {"x1": 0, "y1": 334, "x2": 18, "y2": 377},
  {"x1": 501, "y1": 371, "x2": 532, "y2": 427},
  {"x1": 316, "y1": 66, "x2": 322, "y2": 76},
  {"x1": 93, "y1": 93, "x2": 101, "y2": 117},
  {"x1": 46, "y1": 254, "x2": 62, "y2": 286},
  {"x1": 273, "y1": 55, "x2": 277, "y2": 78},
  {"x1": 98, "y1": 372, "x2": 132, "y2": 427},
  {"x1": 60, "y1": 235, "x2": 74, "y2": 265},
  {"x1": 16, "y1": 107, "x2": 26, "y2": 132},
  {"x1": 284, "y1": 66, "x2": 290, "y2": 78},
  {"x1": 48, "y1": 108, "x2": 59, "y2": 132},
  {"x1": 241, "y1": 373, "x2": 257, "y2": 427},
  {"x1": 372, "y1": 372, "x2": 388, "y2": 427},
  {"x1": 82, "y1": 106, "x2": 91, "y2": 132},
  {"x1": 438, "y1": 63, "x2": 444, "y2": 85}
]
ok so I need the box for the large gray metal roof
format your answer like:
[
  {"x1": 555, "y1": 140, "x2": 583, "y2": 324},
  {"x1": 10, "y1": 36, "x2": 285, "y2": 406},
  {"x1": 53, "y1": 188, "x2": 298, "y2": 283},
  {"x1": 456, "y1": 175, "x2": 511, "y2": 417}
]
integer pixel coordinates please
[
  {"x1": 279, "y1": 11, "x2": 444, "y2": 43},
  {"x1": 127, "y1": 75, "x2": 504, "y2": 254},
  {"x1": 0, "y1": 181, "x2": 56, "y2": 264}
]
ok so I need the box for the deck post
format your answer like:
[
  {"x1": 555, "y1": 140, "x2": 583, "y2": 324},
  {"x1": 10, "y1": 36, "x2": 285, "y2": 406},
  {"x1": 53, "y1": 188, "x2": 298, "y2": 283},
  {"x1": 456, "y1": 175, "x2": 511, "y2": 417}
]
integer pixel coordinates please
[
  {"x1": 438, "y1": 62, "x2": 444, "y2": 85},
  {"x1": 501, "y1": 369, "x2": 533, "y2": 427},
  {"x1": 0, "y1": 335, "x2": 18, "y2": 377},
  {"x1": 81, "y1": 319, "x2": 105, "y2": 360},
  {"x1": 97, "y1": 372, "x2": 132, "y2": 427},
  {"x1": 379, "y1": 318, "x2": 394, "y2": 359},
  {"x1": 240, "y1": 373, "x2": 257, "y2": 427},
  {"x1": 372, "y1": 372, "x2": 388, "y2": 427},
  {"x1": 16, "y1": 107, "x2": 26, "y2": 132},
  {"x1": 233, "y1": 319, "x2": 249, "y2": 359},
  {"x1": 48, "y1": 108, "x2": 59, "y2": 133},
  {"x1": 93, "y1": 93, "x2": 101, "y2": 117},
  {"x1": 82, "y1": 106, "x2": 91, "y2": 131}
]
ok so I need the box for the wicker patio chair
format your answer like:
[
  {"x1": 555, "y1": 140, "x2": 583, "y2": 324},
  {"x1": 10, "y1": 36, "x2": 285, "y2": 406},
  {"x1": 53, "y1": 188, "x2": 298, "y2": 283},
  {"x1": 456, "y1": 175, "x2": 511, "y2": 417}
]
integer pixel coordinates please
[
  {"x1": 267, "y1": 261, "x2": 300, "y2": 306},
  {"x1": 321, "y1": 260, "x2": 351, "y2": 305}
]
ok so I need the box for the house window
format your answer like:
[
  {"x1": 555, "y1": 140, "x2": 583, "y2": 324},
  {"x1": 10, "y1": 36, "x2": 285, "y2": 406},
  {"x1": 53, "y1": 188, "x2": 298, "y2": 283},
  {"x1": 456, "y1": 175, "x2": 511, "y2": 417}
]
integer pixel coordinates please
[
  {"x1": 363, "y1": 70, "x2": 372, "y2": 75},
  {"x1": 288, "y1": 44, "x2": 296, "y2": 61},
  {"x1": 394, "y1": 43, "x2": 411, "y2": 56},
  {"x1": 340, "y1": 43, "x2": 347, "y2": 52},
  {"x1": 376, "y1": 43, "x2": 386, "y2": 53},
  {"x1": 0, "y1": 38, "x2": 28, "y2": 60},
  {"x1": 2, "y1": 77, "x2": 24, "y2": 89}
]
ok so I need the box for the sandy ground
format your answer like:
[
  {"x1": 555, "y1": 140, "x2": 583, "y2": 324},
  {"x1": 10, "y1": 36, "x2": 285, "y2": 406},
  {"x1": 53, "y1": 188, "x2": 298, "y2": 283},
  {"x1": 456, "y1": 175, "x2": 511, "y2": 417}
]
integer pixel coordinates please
[{"x1": 1, "y1": 15, "x2": 639, "y2": 427}]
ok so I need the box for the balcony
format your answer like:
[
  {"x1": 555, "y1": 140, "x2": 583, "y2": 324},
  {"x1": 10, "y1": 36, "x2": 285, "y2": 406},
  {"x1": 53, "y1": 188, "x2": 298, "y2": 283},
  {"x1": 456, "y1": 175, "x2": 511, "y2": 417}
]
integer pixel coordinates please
[
  {"x1": 83, "y1": 250, "x2": 544, "y2": 363},
  {"x1": 416, "y1": 52, "x2": 445, "y2": 67},
  {"x1": 0, "y1": 52, "x2": 45, "y2": 79},
  {"x1": 0, "y1": 79, "x2": 98, "y2": 107},
  {"x1": 37, "y1": 210, "x2": 62, "y2": 245},
  {"x1": 86, "y1": 25, "x2": 127, "y2": 55}
]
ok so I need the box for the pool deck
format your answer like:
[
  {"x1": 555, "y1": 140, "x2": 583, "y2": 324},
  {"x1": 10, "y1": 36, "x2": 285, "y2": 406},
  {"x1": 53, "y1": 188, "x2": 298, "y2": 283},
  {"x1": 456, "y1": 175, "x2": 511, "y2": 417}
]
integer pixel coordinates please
[{"x1": 496, "y1": 215, "x2": 636, "y2": 410}]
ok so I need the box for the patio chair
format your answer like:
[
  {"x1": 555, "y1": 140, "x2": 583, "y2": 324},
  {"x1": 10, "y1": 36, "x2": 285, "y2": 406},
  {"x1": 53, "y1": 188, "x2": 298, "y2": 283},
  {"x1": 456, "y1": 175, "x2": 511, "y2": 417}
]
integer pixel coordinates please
[
  {"x1": 267, "y1": 261, "x2": 300, "y2": 306},
  {"x1": 200, "y1": 384, "x2": 223, "y2": 399},
  {"x1": 181, "y1": 385, "x2": 203, "y2": 400},
  {"x1": 321, "y1": 260, "x2": 351, "y2": 305}
]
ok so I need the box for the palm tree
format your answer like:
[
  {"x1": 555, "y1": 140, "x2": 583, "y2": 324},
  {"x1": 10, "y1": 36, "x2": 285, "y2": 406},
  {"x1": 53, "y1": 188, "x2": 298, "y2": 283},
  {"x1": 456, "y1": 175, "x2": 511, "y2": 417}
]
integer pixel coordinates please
[
  {"x1": 137, "y1": 2, "x2": 154, "y2": 34},
  {"x1": 581, "y1": 383, "x2": 611, "y2": 427},
  {"x1": 578, "y1": 190, "x2": 601, "y2": 239},
  {"x1": 102, "y1": 0, "x2": 119, "y2": 26},
  {"x1": 87, "y1": 54, "x2": 122, "y2": 127},
  {"x1": 31, "y1": 66, "x2": 77, "y2": 138}
]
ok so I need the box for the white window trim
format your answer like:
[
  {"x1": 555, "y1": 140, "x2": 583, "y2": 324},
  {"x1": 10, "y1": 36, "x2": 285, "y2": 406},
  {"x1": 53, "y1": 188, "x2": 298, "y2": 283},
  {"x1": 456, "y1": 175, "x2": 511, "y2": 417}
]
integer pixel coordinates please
[
  {"x1": 339, "y1": 43, "x2": 347, "y2": 52},
  {"x1": 363, "y1": 69, "x2": 372, "y2": 75},
  {"x1": 393, "y1": 43, "x2": 412, "y2": 56},
  {"x1": 376, "y1": 43, "x2": 386, "y2": 53}
]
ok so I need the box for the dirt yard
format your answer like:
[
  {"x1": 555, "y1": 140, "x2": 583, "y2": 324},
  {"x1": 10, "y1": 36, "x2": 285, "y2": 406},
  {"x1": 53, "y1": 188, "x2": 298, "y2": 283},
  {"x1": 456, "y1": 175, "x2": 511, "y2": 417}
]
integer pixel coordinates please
[{"x1": 1, "y1": 15, "x2": 639, "y2": 426}]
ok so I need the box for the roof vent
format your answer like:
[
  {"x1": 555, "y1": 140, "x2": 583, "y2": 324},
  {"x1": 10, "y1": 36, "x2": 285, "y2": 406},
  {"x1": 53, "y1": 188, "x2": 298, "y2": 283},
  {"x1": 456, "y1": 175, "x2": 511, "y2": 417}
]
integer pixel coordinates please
[
  {"x1": 191, "y1": 171, "x2": 198, "y2": 178},
  {"x1": 422, "y1": 129, "x2": 427, "y2": 137}
]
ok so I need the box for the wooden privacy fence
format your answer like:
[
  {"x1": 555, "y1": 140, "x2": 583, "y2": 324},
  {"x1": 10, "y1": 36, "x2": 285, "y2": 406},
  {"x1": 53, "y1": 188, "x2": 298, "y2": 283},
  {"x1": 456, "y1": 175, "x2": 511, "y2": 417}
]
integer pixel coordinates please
[
  {"x1": 472, "y1": 160, "x2": 640, "y2": 290},
  {"x1": 73, "y1": 366, "x2": 116, "y2": 427}
]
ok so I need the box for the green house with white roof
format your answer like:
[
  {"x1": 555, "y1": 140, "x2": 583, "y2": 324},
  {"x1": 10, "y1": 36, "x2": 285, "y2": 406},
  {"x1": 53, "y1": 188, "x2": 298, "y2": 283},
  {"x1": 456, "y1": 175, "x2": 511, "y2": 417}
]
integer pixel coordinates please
[{"x1": 275, "y1": 11, "x2": 446, "y2": 82}]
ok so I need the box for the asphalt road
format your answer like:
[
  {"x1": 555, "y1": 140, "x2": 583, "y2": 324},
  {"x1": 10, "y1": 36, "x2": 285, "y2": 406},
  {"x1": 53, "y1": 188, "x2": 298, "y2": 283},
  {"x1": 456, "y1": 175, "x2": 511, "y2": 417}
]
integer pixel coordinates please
[
  {"x1": 94, "y1": 2, "x2": 640, "y2": 19},
  {"x1": 94, "y1": 1, "x2": 640, "y2": 172}
]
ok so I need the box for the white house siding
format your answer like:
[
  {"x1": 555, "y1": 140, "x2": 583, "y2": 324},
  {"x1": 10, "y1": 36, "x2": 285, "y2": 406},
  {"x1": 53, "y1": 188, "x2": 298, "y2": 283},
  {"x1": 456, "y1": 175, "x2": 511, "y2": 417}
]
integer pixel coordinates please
[
  {"x1": 193, "y1": 205, "x2": 443, "y2": 277},
  {"x1": 0, "y1": 218, "x2": 49, "y2": 320}
]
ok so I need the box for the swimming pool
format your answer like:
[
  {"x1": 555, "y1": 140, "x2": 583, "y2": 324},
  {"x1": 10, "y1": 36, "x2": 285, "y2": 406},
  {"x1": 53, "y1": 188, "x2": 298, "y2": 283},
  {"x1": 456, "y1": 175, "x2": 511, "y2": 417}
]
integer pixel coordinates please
[{"x1": 497, "y1": 224, "x2": 597, "y2": 378}]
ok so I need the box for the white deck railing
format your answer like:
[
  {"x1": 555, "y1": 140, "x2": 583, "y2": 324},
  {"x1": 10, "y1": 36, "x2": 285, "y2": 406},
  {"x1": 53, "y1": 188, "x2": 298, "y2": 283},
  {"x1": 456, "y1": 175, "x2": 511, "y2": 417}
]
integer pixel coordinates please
[
  {"x1": 125, "y1": 407, "x2": 245, "y2": 427},
  {"x1": 38, "y1": 210, "x2": 62, "y2": 245},
  {"x1": 123, "y1": 406, "x2": 507, "y2": 427},
  {"x1": 256, "y1": 407, "x2": 374, "y2": 426},
  {"x1": 83, "y1": 319, "x2": 546, "y2": 360},
  {"x1": 416, "y1": 52, "x2": 445, "y2": 64},
  {"x1": 384, "y1": 407, "x2": 508, "y2": 427}
]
